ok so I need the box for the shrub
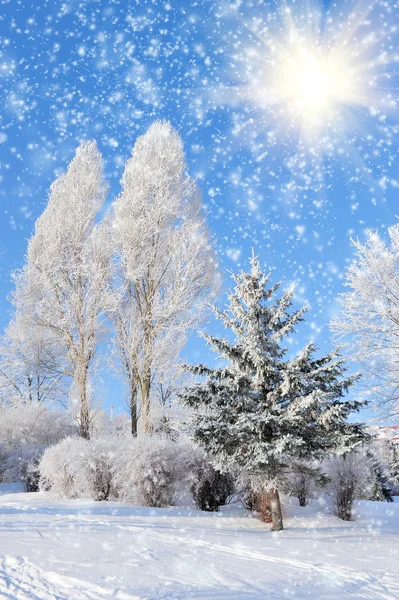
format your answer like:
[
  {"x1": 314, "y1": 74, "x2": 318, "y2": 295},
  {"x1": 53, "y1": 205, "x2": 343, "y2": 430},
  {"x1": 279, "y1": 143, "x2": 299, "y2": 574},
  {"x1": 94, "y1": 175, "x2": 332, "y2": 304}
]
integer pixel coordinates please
[
  {"x1": 0, "y1": 404, "x2": 75, "y2": 448},
  {"x1": 4, "y1": 444, "x2": 45, "y2": 492},
  {"x1": 236, "y1": 475, "x2": 268, "y2": 520},
  {"x1": 39, "y1": 433, "x2": 190, "y2": 506},
  {"x1": 240, "y1": 485, "x2": 273, "y2": 522},
  {"x1": 39, "y1": 437, "x2": 90, "y2": 498},
  {"x1": 189, "y1": 455, "x2": 234, "y2": 511},
  {"x1": 324, "y1": 453, "x2": 368, "y2": 521},
  {"x1": 0, "y1": 405, "x2": 75, "y2": 490},
  {"x1": 83, "y1": 437, "x2": 120, "y2": 501},
  {"x1": 112, "y1": 435, "x2": 182, "y2": 507}
]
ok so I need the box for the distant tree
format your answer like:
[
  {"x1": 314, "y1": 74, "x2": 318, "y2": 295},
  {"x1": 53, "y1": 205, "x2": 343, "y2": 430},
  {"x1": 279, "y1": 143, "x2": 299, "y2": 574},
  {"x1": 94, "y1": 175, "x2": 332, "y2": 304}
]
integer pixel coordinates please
[
  {"x1": 332, "y1": 224, "x2": 399, "y2": 421},
  {"x1": 110, "y1": 121, "x2": 219, "y2": 435},
  {"x1": 182, "y1": 255, "x2": 366, "y2": 531},
  {"x1": 365, "y1": 448, "x2": 394, "y2": 502},
  {"x1": 0, "y1": 314, "x2": 66, "y2": 406},
  {"x1": 12, "y1": 142, "x2": 111, "y2": 438},
  {"x1": 364, "y1": 438, "x2": 398, "y2": 501},
  {"x1": 284, "y1": 461, "x2": 327, "y2": 507}
]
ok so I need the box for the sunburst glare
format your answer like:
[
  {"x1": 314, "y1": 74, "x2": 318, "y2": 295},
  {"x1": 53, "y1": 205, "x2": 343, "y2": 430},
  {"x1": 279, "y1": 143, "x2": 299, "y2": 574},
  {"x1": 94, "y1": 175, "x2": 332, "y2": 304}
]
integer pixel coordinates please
[
  {"x1": 219, "y1": 0, "x2": 398, "y2": 147},
  {"x1": 267, "y1": 38, "x2": 361, "y2": 129}
]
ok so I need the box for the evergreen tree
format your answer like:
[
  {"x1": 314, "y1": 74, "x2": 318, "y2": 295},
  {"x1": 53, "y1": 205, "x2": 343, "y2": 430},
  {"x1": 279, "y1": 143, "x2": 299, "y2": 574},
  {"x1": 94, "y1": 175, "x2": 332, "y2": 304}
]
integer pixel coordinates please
[
  {"x1": 366, "y1": 449, "x2": 394, "y2": 502},
  {"x1": 181, "y1": 255, "x2": 367, "y2": 531}
]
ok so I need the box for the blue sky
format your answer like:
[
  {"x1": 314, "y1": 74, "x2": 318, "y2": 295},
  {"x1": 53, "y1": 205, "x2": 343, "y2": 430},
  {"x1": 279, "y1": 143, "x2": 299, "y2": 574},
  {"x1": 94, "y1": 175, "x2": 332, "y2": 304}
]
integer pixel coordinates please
[{"x1": 0, "y1": 0, "x2": 398, "y2": 417}]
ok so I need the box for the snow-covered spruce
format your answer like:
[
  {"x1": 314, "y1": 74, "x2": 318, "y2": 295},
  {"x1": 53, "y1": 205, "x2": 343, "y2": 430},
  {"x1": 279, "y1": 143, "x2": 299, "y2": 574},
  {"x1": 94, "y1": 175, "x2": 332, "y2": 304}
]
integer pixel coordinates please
[{"x1": 181, "y1": 254, "x2": 367, "y2": 531}]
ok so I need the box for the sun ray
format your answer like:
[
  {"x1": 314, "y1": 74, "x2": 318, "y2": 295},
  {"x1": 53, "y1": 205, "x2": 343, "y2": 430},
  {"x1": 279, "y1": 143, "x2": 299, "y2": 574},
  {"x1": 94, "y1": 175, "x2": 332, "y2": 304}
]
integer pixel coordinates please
[{"x1": 217, "y1": 0, "x2": 398, "y2": 145}]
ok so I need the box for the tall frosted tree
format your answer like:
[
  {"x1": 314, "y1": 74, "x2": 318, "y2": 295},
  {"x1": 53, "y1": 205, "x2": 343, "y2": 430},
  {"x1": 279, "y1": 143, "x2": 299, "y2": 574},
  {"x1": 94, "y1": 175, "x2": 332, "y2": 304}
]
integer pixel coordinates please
[
  {"x1": 332, "y1": 224, "x2": 399, "y2": 421},
  {"x1": 181, "y1": 256, "x2": 365, "y2": 531},
  {"x1": 111, "y1": 121, "x2": 219, "y2": 435},
  {"x1": 13, "y1": 142, "x2": 111, "y2": 438}
]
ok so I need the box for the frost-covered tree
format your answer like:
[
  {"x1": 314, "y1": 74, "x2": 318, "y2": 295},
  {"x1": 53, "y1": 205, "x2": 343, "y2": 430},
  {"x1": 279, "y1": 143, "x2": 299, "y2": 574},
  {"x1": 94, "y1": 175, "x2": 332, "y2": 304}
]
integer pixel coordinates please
[
  {"x1": 0, "y1": 403, "x2": 75, "y2": 450},
  {"x1": 0, "y1": 314, "x2": 66, "y2": 406},
  {"x1": 379, "y1": 440, "x2": 399, "y2": 490},
  {"x1": 182, "y1": 255, "x2": 366, "y2": 531},
  {"x1": 366, "y1": 437, "x2": 398, "y2": 498},
  {"x1": 110, "y1": 121, "x2": 219, "y2": 434},
  {"x1": 331, "y1": 224, "x2": 399, "y2": 421},
  {"x1": 12, "y1": 142, "x2": 111, "y2": 438},
  {"x1": 325, "y1": 453, "x2": 368, "y2": 521},
  {"x1": 283, "y1": 461, "x2": 327, "y2": 507},
  {"x1": 365, "y1": 448, "x2": 394, "y2": 502}
]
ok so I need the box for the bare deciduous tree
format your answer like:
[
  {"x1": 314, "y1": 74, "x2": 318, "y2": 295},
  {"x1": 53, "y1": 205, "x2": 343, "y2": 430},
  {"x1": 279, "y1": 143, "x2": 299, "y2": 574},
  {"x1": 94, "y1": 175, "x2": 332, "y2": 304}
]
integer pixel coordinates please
[
  {"x1": 331, "y1": 224, "x2": 399, "y2": 421},
  {"x1": 0, "y1": 314, "x2": 66, "y2": 406},
  {"x1": 110, "y1": 121, "x2": 219, "y2": 434},
  {"x1": 12, "y1": 141, "x2": 111, "y2": 438}
]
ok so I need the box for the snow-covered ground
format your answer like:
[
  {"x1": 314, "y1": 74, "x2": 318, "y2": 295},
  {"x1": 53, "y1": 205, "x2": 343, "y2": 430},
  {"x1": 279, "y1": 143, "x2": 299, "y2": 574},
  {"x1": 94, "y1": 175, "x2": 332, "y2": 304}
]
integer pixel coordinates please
[{"x1": 0, "y1": 484, "x2": 397, "y2": 600}]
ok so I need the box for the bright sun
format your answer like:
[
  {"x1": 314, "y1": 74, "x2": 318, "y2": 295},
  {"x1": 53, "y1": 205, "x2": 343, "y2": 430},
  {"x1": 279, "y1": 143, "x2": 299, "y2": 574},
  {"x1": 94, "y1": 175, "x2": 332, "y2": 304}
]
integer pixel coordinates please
[
  {"x1": 226, "y1": 0, "x2": 390, "y2": 141},
  {"x1": 270, "y1": 39, "x2": 360, "y2": 129}
]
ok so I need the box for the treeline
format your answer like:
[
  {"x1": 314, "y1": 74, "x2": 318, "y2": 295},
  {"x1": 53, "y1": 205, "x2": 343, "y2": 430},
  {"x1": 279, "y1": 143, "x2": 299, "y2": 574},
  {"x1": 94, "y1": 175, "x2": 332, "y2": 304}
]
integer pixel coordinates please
[
  {"x1": 0, "y1": 120, "x2": 398, "y2": 532},
  {"x1": 0, "y1": 121, "x2": 219, "y2": 437}
]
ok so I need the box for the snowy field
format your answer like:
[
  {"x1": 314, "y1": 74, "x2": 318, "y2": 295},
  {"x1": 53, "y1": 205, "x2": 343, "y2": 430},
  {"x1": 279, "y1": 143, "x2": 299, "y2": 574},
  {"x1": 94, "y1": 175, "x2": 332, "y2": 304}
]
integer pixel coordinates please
[{"x1": 0, "y1": 485, "x2": 397, "y2": 600}]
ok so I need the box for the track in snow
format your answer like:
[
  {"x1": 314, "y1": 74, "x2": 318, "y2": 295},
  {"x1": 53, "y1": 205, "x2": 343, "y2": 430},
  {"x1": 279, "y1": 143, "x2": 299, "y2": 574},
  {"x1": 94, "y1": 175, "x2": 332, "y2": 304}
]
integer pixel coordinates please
[{"x1": 0, "y1": 555, "x2": 140, "y2": 600}]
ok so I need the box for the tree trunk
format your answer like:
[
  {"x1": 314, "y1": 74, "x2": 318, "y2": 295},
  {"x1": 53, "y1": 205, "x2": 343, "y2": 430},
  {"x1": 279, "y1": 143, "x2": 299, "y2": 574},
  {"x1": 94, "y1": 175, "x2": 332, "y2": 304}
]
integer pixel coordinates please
[
  {"x1": 269, "y1": 487, "x2": 283, "y2": 531},
  {"x1": 77, "y1": 365, "x2": 90, "y2": 440},
  {"x1": 140, "y1": 376, "x2": 151, "y2": 434},
  {"x1": 28, "y1": 376, "x2": 33, "y2": 404},
  {"x1": 339, "y1": 482, "x2": 354, "y2": 521},
  {"x1": 298, "y1": 494, "x2": 307, "y2": 507},
  {"x1": 130, "y1": 380, "x2": 137, "y2": 436}
]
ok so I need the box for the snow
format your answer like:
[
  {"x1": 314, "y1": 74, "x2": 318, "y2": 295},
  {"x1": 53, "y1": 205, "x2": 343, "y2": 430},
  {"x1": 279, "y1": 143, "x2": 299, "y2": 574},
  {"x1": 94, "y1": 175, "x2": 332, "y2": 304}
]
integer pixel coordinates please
[{"x1": 0, "y1": 485, "x2": 397, "y2": 599}]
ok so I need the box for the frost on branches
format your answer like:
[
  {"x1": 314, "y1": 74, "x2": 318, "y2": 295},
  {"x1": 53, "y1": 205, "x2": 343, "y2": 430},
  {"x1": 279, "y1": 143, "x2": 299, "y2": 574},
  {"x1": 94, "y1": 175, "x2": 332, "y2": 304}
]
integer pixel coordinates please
[
  {"x1": 110, "y1": 121, "x2": 219, "y2": 435},
  {"x1": 332, "y1": 223, "x2": 399, "y2": 422},
  {"x1": 182, "y1": 255, "x2": 366, "y2": 531},
  {"x1": 12, "y1": 142, "x2": 111, "y2": 439},
  {"x1": 0, "y1": 314, "x2": 66, "y2": 406}
]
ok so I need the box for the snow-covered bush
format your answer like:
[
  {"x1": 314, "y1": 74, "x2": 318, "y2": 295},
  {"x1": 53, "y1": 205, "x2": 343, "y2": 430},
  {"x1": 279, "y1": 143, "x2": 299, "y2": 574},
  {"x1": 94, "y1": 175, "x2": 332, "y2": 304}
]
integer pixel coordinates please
[
  {"x1": 238, "y1": 475, "x2": 276, "y2": 523},
  {"x1": 39, "y1": 437, "x2": 90, "y2": 498},
  {"x1": 4, "y1": 444, "x2": 45, "y2": 492},
  {"x1": 0, "y1": 405, "x2": 75, "y2": 489},
  {"x1": 324, "y1": 453, "x2": 369, "y2": 521},
  {"x1": 112, "y1": 435, "x2": 184, "y2": 507},
  {"x1": 189, "y1": 453, "x2": 234, "y2": 512},
  {"x1": 39, "y1": 433, "x2": 192, "y2": 506},
  {"x1": 82, "y1": 437, "x2": 121, "y2": 501},
  {"x1": 40, "y1": 436, "x2": 124, "y2": 500}
]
